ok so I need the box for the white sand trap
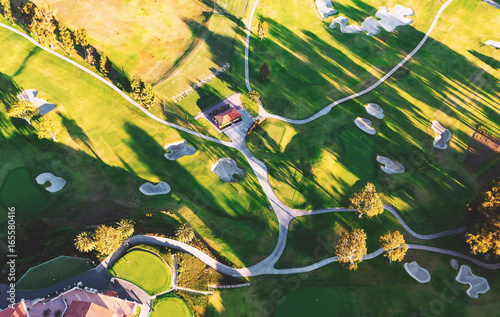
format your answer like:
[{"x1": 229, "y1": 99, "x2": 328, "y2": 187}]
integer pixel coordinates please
[
  {"x1": 377, "y1": 156, "x2": 405, "y2": 174},
  {"x1": 164, "y1": 140, "x2": 196, "y2": 160},
  {"x1": 315, "y1": 0, "x2": 337, "y2": 19},
  {"x1": 17, "y1": 89, "x2": 56, "y2": 115},
  {"x1": 354, "y1": 117, "x2": 376, "y2": 135},
  {"x1": 375, "y1": 5, "x2": 414, "y2": 33},
  {"x1": 329, "y1": 5, "x2": 413, "y2": 36},
  {"x1": 456, "y1": 265, "x2": 490, "y2": 298},
  {"x1": 431, "y1": 121, "x2": 451, "y2": 149},
  {"x1": 211, "y1": 158, "x2": 245, "y2": 183},
  {"x1": 451, "y1": 259, "x2": 459, "y2": 270},
  {"x1": 139, "y1": 182, "x2": 171, "y2": 196},
  {"x1": 404, "y1": 261, "x2": 431, "y2": 283},
  {"x1": 486, "y1": 40, "x2": 500, "y2": 49},
  {"x1": 36, "y1": 173, "x2": 66, "y2": 193},
  {"x1": 365, "y1": 103, "x2": 385, "y2": 119}
]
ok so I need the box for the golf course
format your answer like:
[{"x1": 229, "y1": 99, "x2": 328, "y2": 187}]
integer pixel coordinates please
[{"x1": 1, "y1": 0, "x2": 500, "y2": 316}]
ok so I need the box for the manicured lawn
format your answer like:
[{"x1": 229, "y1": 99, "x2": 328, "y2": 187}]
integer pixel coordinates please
[
  {"x1": 16, "y1": 256, "x2": 92, "y2": 290},
  {"x1": 0, "y1": 168, "x2": 49, "y2": 216},
  {"x1": 151, "y1": 295, "x2": 193, "y2": 317},
  {"x1": 109, "y1": 250, "x2": 171, "y2": 295},
  {"x1": 0, "y1": 22, "x2": 278, "y2": 267}
]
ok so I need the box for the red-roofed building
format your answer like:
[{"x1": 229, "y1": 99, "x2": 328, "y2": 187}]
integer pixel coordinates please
[
  {"x1": 105, "y1": 290, "x2": 118, "y2": 298},
  {"x1": 0, "y1": 302, "x2": 28, "y2": 317},
  {"x1": 212, "y1": 106, "x2": 242, "y2": 129},
  {"x1": 64, "y1": 301, "x2": 114, "y2": 317}
]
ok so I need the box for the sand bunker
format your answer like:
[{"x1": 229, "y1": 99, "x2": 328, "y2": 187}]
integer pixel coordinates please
[
  {"x1": 451, "y1": 259, "x2": 458, "y2": 270},
  {"x1": 139, "y1": 182, "x2": 171, "y2": 196},
  {"x1": 211, "y1": 158, "x2": 244, "y2": 183},
  {"x1": 456, "y1": 265, "x2": 490, "y2": 298},
  {"x1": 404, "y1": 261, "x2": 431, "y2": 283},
  {"x1": 17, "y1": 89, "x2": 56, "y2": 115},
  {"x1": 486, "y1": 40, "x2": 500, "y2": 48},
  {"x1": 377, "y1": 156, "x2": 405, "y2": 174},
  {"x1": 36, "y1": 173, "x2": 66, "y2": 193},
  {"x1": 330, "y1": 5, "x2": 413, "y2": 36},
  {"x1": 365, "y1": 103, "x2": 385, "y2": 119},
  {"x1": 164, "y1": 140, "x2": 196, "y2": 160},
  {"x1": 316, "y1": 0, "x2": 337, "y2": 19},
  {"x1": 354, "y1": 118, "x2": 376, "y2": 135},
  {"x1": 432, "y1": 121, "x2": 451, "y2": 149}
]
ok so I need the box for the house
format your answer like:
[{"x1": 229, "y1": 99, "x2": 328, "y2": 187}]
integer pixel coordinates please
[
  {"x1": 212, "y1": 106, "x2": 242, "y2": 130},
  {"x1": 0, "y1": 302, "x2": 29, "y2": 317},
  {"x1": 64, "y1": 301, "x2": 114, "y2": 317}
]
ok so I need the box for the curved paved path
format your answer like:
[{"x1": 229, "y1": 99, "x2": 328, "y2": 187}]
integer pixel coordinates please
[
  {"x1": 0, "y1": 23, "x2": 234, "y2": 148},
  {"x1": 245, "y1": 0, "x2": 456, "y2": 124}
]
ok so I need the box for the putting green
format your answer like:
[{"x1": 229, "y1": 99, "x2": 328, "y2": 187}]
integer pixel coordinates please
[
  {"x1": 16, "y1": 256, "x2": 92, "y2": 290},
  {"x1": 150, "y1": 295, "x2": 193, "y2": 317},
  {"x1": 109, "y1": 249, "x2": 171, "y2": 295},
  {"x1": 0, "y1": 168, "x2": 49, "y2": 215}
]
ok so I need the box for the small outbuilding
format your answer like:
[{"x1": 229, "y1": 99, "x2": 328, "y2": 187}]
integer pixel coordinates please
[{"x1": 212, "y1": 106, "x2": 242, "y2": 130}]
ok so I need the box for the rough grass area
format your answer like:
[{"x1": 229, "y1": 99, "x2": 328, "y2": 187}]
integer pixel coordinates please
[
  {"x1": 109, "y1": 249, "x2": 171, "y2": 295},
  {"x1": 0, "y1": 168, "x2": 49, "y2": 217},
  {"x1": 16, "y1": 256, "x2": 92, "y2": 290},
  {"x1": 151, "y1": 294, "x2": 193, "y2": 317},
  {"x1": 33, "y1": 0, "x2": 207, "y2": 82}
]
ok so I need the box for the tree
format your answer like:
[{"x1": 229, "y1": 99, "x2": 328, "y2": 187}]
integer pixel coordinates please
[
  {"x1": 35, "y1": 118, "x2": 62, "y2": 141},
  {"x1": 0, "y1": 0, "x2": 14, "y2": 23},
  {"x1": 335, "y1": 229, "x2": 367, "y2": 271},
  {"x1": 130, "y1": 75, "x2": 142, "y2": 100},
  {"x1": 75, "y1": 27, "x2": 88, "y2": 48},
  {"x1": 60, "y1": 28, "x2": 74, "y2": 55},
  {"x1": 141, "y1": 82, "x2": 155, "y2": 109},
  {"x1": 116, "y1": 218, "x2": 135, "y2": 239},
  {"x1": 248, "y1": 90, "x2": 261, "y2": 103},
  {"x1": 7, "y1": 100, "x2": 40, "y2": 125},
  {"x1": 379, "y1": 230, "x2": 408, "y2": 262},
  {"x1": 29, "y1": 5, "x2": 57, "y2": 48},
  {"x1": 93, "y1": 225, "x2": 123, "y2": 256},
  {"x1": 466, "y1": 179, "x2": 500, "y2": 256},
  {"x1": 74, "y1": 231, "x2": 96, "y2": 253},
  {"x1": 20, "y1": 1, "x2": 36, "y2": 25},
  {"x1": 85, "y1": 46, "x2": 97, "y2": 65},
  {"x1": 257, "y1": 20, "x2": 268, "y2": 40},
  {"x1": 260, "y1": 62, "x2": 270, "y2": 81},
  {"x1": 175, "y1": 223, "x2": 195, "y2": 244},
  {"x1": 349, "y1": 183, "x2": 384, "y2": 218},
  {"x1": 99, "y1": 53, "x2": 110, "y2": 77}
]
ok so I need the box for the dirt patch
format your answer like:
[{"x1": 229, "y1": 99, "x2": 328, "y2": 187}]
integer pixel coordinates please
[{"x1": 464, "y1": 126, "x2": 500, "y2": 171}]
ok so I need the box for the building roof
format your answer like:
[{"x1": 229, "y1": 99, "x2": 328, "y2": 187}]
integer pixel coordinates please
[
  {"x1": 214, "y1": 107, "x2": 241, "y2": 127},
  {"x1": 0, "y1": 303, "x2": 28, "y2": 317},
  {"x1": 64, "y1": 301, "x2": 114, "y2": 317},
  {"x1": 105, "y1": 290, "x2": 118, "y2": 298}
]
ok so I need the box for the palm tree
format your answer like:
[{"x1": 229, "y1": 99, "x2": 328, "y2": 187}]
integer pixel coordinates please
[
  {"x1": 175, "y1": 223, "x2": 195, "y2": 244},
  {"x1": 75, "y1": 231, "x2": 95, "y2": 253},
  {"x1": 116, "y1": 218, "x2": 135, "y2": 239}
]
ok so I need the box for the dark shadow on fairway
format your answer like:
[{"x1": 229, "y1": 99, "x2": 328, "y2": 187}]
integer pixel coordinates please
[
  {"x1": 469, "y1": 49, "x2": 500, "y2": 70},
  {"x1": 58, "y1": 113, "x2": 101, "y2": 160}
]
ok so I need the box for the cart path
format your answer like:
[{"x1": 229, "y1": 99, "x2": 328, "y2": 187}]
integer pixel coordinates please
[
  {"x1": 244, "y1": 0, "x2": 456, "y2": 124},
  {"x1": 0, "y1": 23, "x2": 234, "y2": 148}
]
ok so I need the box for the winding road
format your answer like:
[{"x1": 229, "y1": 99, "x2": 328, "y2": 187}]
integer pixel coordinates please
[{"x1": 0, "y1": 0, "x2": 498, "y2": 306}]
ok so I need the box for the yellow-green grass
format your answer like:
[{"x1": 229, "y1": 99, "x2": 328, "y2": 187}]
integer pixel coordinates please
[
  {"x1": 33, "y1": 0, "x2": 207, "y2": 82},
  {"x1": 212, "y1": 252, "x2": 500, "y2": 316},
  {"x1": 110, "y1": 250, "x2": 171, "y2": 295},
  {"x1": 16, "y1": 256, "x2": 92, "y2": 290},
  {"x1": 151, "y1": 295, "x2": 193, "y2": 317},
  {"x1": 0, "y1": 25, "x2": 278, "y2": 267},
  {"x1": 0, "y1": 168, "x2": 49, "y2": 217}
]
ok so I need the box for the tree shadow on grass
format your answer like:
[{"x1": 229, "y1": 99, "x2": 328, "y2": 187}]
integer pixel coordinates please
[{"x1": 58, "y1": 113, "x2": 101, "y2": 160}]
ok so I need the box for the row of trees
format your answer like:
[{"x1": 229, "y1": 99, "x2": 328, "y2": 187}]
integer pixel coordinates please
[
  {"x1": 7, "y1": 100, "x2": 61, "y2": 141},
  {"x1": 336, "y1": 229, "x2": 408, "y2": 270},
  {"x1": 75, "y1": 219, "x2": 135, "y2": 257},
  {"x1": 130, "y1": 75, "x2": 155, "y2": 109}
]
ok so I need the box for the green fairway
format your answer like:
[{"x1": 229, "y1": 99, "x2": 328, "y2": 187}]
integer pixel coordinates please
[
  {"x1": 0, "y1": 22, "x2": 277, "y2": 267},
  {"x1": 0, "y1": 168, "x2": 49, "y2": 216},
  {"x1": 16, "y1": 256, "x2": 92, "y2": 290},
  {"x1": 151, "y1": 295, "x2": 193, "y2": 317},
  {"x1": 109, "y1": 250, "x2": 171, "y2": 295}
]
